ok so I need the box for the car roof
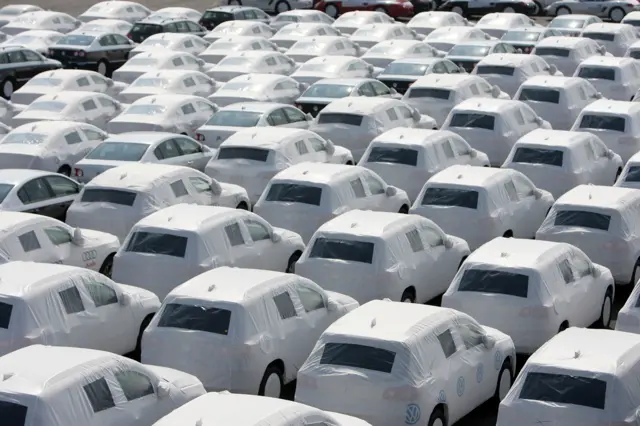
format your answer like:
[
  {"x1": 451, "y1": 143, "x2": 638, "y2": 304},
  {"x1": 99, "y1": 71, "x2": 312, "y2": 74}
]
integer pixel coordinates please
[
  {"x1": 223, "y1": 50, "x2": 277, "y2": 59},
  {"x1": 477, "y1": 53, "x2": 538, "y2": 66},
  {"x1": 428, "y1": 164, "x2": 512, "y2": 188},
  {"x1": 454, "y1": 40, "x2": 501, "y2": 47},
  {"x1": 521, "y1": 75, "x2": 585, "y2": 88},
  {"x1": 0, "y1": 168, "x2": 59, "y2": 184},
  {"x1": 535, "y1": 36, "x2": 591, "y2": 48},
  {"x1": 0, "y1": 211, "x2": 51, "y2": 232},
  {"x1": 168, "y1": 266, "x2": 295, "y2": 303},
  {"x1": 35, "y1": 69, "x2": 102, "y2": 80},
  {"x1": 506, "y1": 26, "x2": 545, "y2": 33},
  {"x1": 138, "y1": 16, "x2": 189, "y2": 24},
  {"x1": 11, "y1": 120, "x2": 89, "y2": 133},
  {"x1": 0, "y1": 45, "x2": 26, "y2": 53},
  {"x1": 312, "y1": 77, "x2": 375, "y2": 86},
  {"x1": 411, "y1": 73, "x2": 483, "y2": 89},
  {"x1": 208, "y1": 5, "x2": 258, "y2": 11},
  {"x1": 391, "y1": 57, "x2": 443, "y2": 65},
  {"x1": 304, "y1": 55, "x2": 358, "y2": 66},
  {"x1": 276, "y1": 9, "x2": 326, "y2": 17},
  {"x1": 129, "y1": 50, "x2": 185, "y2": 59},
  {"x1": 583, "y1": 22, "x2": 632, "y2": 33},
  {"x1": 63, "y1": 30, "x2": 107, "y2": 37},
  {"x1": 372, "y1": 128, "x2": 459, "y2": 148},
  {"x1": 220, "y1": 73, "x2": 291, "y2": 88},
  {"x1": 367, "y1": 39, "x2": 424, "y2": 48},
  {"x1": 582, "y1": 99, "x2": 640, "y2": 116},
  {"x1": 555, "y1": 184, "x2": 640, "y2": 211},
  {"x1": 222, "y1": 128, "x2": 312, "y2": 148},
  {"x1": 452, "y1": 97, "x2": 521, "y2": 114},
  {"x1": 143, "y1": 32, "x2": 194, "y2": 41},
  {"x1": 135, "y1": 69, "x2": 202, "y2": 80},
  {"x1": 87, "y1": 163, "x2": 194, "y2": 190},
  {"x1": 275, "y1": 22, "x2": 329, "y2": 31},
  {"x1": 323, "y1": 299, "x2": 458, "y2": 343},
  {"x1": 320, "y1": 96, "x2": 396, "y2": 114},
  {"x1": 103, "y1": 131, "x2": 174, "y2": 144},
  {"x1": 31, "y1": 91, "x2": 101, "y2": 103},
  {"x1": 515, "y1": 129, "x2": 593, "y2": 149},
  {"x1": 131, "y1": 93, "x2": 202, "y2": 105},
  {"x1": 210, "y1": 35, "x2": 268, "y2": 45},
  {"x1": 135, "y1": 204, "x2": 246, "y2": 234},
  {"x1": 464, "y1": 236, "x2": 569, "y2": 270},
  {"x1": 272, "y1": 162, "x2": 362, "y2": 185},
  {"x1": 552, "y1": 14, "x2": 596, "y2": 20},
  {"x1": 0, "y1": 261, "x2": 93, "y2": 300},
  {"x1": 578, "y1": 55, "x2": 635, "y2": 67},
  {"x1": 317, "y1": 209, "x2": 431, "y2": 239},
  {"x1": 219, "y1": 102, "x2": 288, "y2": 113},
  {"x1": 527, "y1": 327, "x2": 640, "y2": 375}
]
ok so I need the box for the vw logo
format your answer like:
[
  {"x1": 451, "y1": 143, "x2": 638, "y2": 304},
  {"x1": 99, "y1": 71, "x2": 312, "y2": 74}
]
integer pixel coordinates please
[
  {"x1": 405, "y1": 404, "x2": 421, "y2": 425},
  {"x1": 82, "y1": 250, "x2": 97, "y2": 262},
  {"x1": 313, "y1": 106, "x2": 318, "y2": 111}
]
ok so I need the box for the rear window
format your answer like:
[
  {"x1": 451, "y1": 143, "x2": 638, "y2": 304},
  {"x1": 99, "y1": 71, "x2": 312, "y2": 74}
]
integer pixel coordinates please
[
  {"x1": 577, "y1": 67, "x2": 615, "y2": 81},
  {"x1": 458, "y1": 269, "x2": 529, "y2": 298},
  {"x1": 158, "y1": 303, "x2": 231, "y2": 335},
  {"x1": 421, "y1": 187, "x2": 479, "y2": 209},
  {"x1": 56, "y1": 34, "x2": 95, "y2": 46},
  {"x1": 624, "y1": 166, "x2": 640, "y2": 182},
  {"x1": 579, "y1": 114, "x2": 625, "y2": 132},
  {"x1": 0, "y1": 400, "x2": 27, "y2": 426},
  {"x1": 317, "y1": 113, "x2": 363, "y2": 126},
  {"x1": 86, "y1": 142, "x2": 148, "y2": 161},
  {"x1": 217, "y1": 147, "x2": 270, "y2": 162},
  {"x1": 0, "y1": 301, "x2": 12, "y2": 329},
  {"x1": 265, "y1": 183, "x2": 322, "y2": 206},
  {"x1": 130, "y1": 23, "x2": 162, "y2": 34},
  {"x1": 81, "y1": 189, "x2": 137, "y2": 206},
  {"x1": 533, "y1": 47, "x2": 570, "y2": 57},
  {"x1": 408, "y1": 88, "x2": 451, "y2": 100},
  {"x1": 309, "y1": 238, "x2": 375, "y2": 264},
  {"x1": 583, "y1": 32, "x2": 615, "y2": 42},
  {"x1": 518, "y1": 88, "x2": 560, "y2": 104},
  {"x1": 475, "y1": 65, "x2": 515, "y2": 76},
  {"x1": 366, "y1": 147, "x2": 418, "y2": 166},
  {"x1": 202, "y1": 11, "x2": 234, "y2": 22},
  {"x1": 449, "y1": 113, "x2": 495, "y2": 130},
  {"x1": 512, "y1": 147, "x2": 563, "y2": 167},
  {"x1": 554, "y1": 210, "x2": 611, "y2": 231},
  {"x1": 320, "y1": 343, "x2": 396, "y2": 373},
  {"x1": 126, "y1": 232, "x2": 188, "y2": 257},
  {"x1": 519, "y1": 372, "x2": 606, "y2": 410}
]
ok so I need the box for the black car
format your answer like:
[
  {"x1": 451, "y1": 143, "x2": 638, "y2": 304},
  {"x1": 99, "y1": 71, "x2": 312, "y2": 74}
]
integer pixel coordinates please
[
  {"x1": 47, "y1": 32, "x2": 135, "y2": 77},
  {"x1": 199, "y1": 6, "x2": 272, "y2": 31},
  {"x1": 127, "y1": 17, "x2": 207, "y2": 43},
  {"x1": 438, "y1": 0, "x2": 536, "y2": 17},
  {"x1": 0, "y1": 46, "x2": 61, "y2": 99}
]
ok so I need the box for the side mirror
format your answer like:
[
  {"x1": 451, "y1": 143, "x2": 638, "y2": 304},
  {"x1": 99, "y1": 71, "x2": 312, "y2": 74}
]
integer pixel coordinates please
[
  {"x1": 119, "y1": 293, "x2": 131, "y2": 306},
  {"x1": 443, "y1": 238, "x2": 454, "y2": 249},
  {"x1": 298, "y1": 82, "x2": 309, "y2": 93},
  {"x1": 482, "y1": 334, "x2": 496, "y2": 349},
  {"x1": 412, "y1": 109, "x2": 421, "y2": 121},
  {"x1": 389, "y1": 87, "x2": 398, "y2": 95},
  {"x1": 157, "y1": 381, "x2": 171, "y2": 399},
  {"x1": 533, "y1": 189, "x2": 543, "y2": 199},
  {"x1": 491, "y1": 85, "x2": 501, "y2": 98},
  {"x1": 367, "y1": 64, "x2": 374, "y2": 75},
  {"x1": 385, "y1": 186, "x2": 398, "y2": 197},
  {"x1": 106, "y1": 78, "x2": 114, "y2": 87},
  {"x1": 305, "y1": 112, "x2": 313, "y2": 121},
  {"x1": 469, "y1": 149, "x2": 477, "y2": 158},
  {"x1": 271, "y1": 232, "x2": 282, "y2": 243},
  {"x1": 72, "y1": 227, "x2": 83, "y2": 244},
  {"x1": 606, "y1": 149, "x2": 615, "y2": 159},
  {"x1": 327, "y1": 299, "x2": 339, "y2": 312},
  {"x1": 325, "y1": 139, "x2": 336, "y2": 155},
  {"x1": 535, "y1": 116, "x2": 544, "y2": 125},
  {"x1": 209, "y1": 182, "x2": 222, "y2": 196},
  {"x1": 594, "y1": 92, "x2": 603, "y2": 99},
  {"x1": 196, "y1": 58, "x2": 206, "y2": 67}
]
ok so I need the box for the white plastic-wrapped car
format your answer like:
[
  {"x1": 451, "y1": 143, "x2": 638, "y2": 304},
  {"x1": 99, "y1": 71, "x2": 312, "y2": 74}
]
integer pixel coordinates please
[
  {"x1": 66, "y1": 163, "x2": 250, "y2": 242},
  {"x1": 580, "y1": 22, "x2": 638, "y2": 58},
  {"x1": 442, "y1": 98, "x2": 551, "y2": 166},
  {"x1": 503, "y1": 129, "x2": 623, "y2": 199},
  {"x1": 536, "y1": 185, "x2": 640, "y2": 285},
  {"x1": 411, "y1": 165, "x2": 554, "y2": 250},
  {"x1": 615, "y1": 150, "x2": 640, "y2": 189},
  {"x1": 532, "y1": 36, "x2": 609, "y2": 77},
  {"x1": 574, "y1": 56, "x2": 640, "y2": 101},
  {"x1": 0, "y1": 261, "x2": 160, "y2": 356},
  {"x1": 0, "y1": 344, "x2": 206, "y2": 426},
  {"x1": 112, "y1": 204, "x2": 305, "y2": 299},
  {"x1": 296, "y1": 210, "x2": 469, "y2": 304},
  {"x1": 295, "y1": 300, "x2": 516, "y2": 426},
  {"x1": 497, "y1": 328, "x2": 640, "y2": 426},
  {"x1": 205, "y1": 128, "x2": 353, "y2": 204},
  {"x1": 442, "y1": 238, "x2": 614, "y2": 354},
  {"x1": 254, "y1": 163, "x2": 411, "y2": 243},
  {"x1": 358, "y1": 128, "x2": 490, "y2": 202},
  {"x1": 152, "y1": 392, "x2": 372, "y2": 426},
  {"x1": 616, "y1": 281, "x2": 640, "y2": 333},
  {"x1": 142, "y1": 267, "x2": 358, "y2": 397}
]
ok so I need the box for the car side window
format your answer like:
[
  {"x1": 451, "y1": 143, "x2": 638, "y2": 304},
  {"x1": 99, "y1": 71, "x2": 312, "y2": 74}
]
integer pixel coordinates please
[
  {"x1": 397, "y1": 106, "x2": 413, "y2": 120},
  {"x1": 267, "y1": 108, "x2": 288, "y2": 126},
  {"x1": 173, "y1": 137, "x2": 201, "y2": 155},
  {"x1": 82, "y1": 99, "x2": 97, "y2": 111},
  {"x1": 457, "y1": 323, "x2": 484, "y2": 349},
  {"x1": 450, "y1": 137, "x2": 470, "y2": 156},
  {"x1": 6, "y1": 50, "x2": 25, "y2": 63},
  {"x1": 284, "y1": 107, "x2": 306, "y2": 123},
  {"x1": 371, "y1": 81, "x2": 391, "y2": 96},
  {"x1": 196, "y1": 101, "x2": 216, "y2": 115},
  {"x1": 58, "y1": 285, "x2": 85, "y2": 314},
  {"x1": 175, "y1": 21, "x2": 189, "y2": 33},
  {"x1": 189, "y1": 176, "x2": 212, "y2": 193},
  {"x1": 114, "y1": 370, "x2": 154, "y2": 401},
  {"x1": 18, "y1": 178, "x2": 53, "y2": 204},
  {"x1": 363, "y1": 172, "x2": 386, "y2": 195},
  {"x1": 0, "y1": 54, "x2": 8, "y2": 64},
  {"x1": 297, "y1": 286, "x2": 326, "y2": 312},
  {"x1": 295, "y1": 140, "x2": 309, "y2": 155},
  {"x1": 470, "y1": 84, "x2": 480, "y2": 96},
  {"x1": 85, "y1": 281, "x2": 118, "y2": 307},
  {"x1": 245, "y1": 219, "x2": 270, "y2": 241},
  {"x1": 165, "y1": 23, "x2": 178, "y2": 32},
  {"x1": 83, "y1": 129, "x2": 106, "y2": 142},
  {"x1": 172, "y1": 57, "x2": 184, "y2": 67},
  {"x1": 386, "y1": 108, "x2": 398, "y2": 121},
  {"x1": 22, "y1": 50, "x2": 41, "y2": 62},
  {"x1": 273, "y1": 291, "x2": 297, "y2": 319},
  {"x1": 265, "y1": 57, "x2": 277, "y2": 66},
  {"x1": 225, "y1": 222, "x2": 245, "y2": 246},
  {"x1": 113, "y1": 34, "x2": 130, "y2": 45},
  {"x1": 84, "y1": 377, "x2": 116, "y2": 413},
  {"x1": 45, "y1": 176, "x2": 79, "y2": 197},
  {"x1": 559, "y1": 259, "x2": 575, "y2": 284},
  {"x1": 45, "y1": 226, "x2": 72, "y2": 245},
  {"x1": 504, "y1": 180, "x2": 519, "y2": 202},
  {"x1": 98, "y1": 98, "x2": 116, "y2": 109},
  {"x1": 154, "y1": 140, "x2": 181, "y2": 159},
  {"x1": 99, "y1": 36, "x2": 114, "y2": 47},
  {"x1": 65, "y1": 131, "x2": 83, "y2": 145},
  {"x1": 512, "y1": 175, "x2": 536, "y2": 198},
  {"x1": 350, "y1": 178, "x2": 366, "y2": 198},
  {"x1": 183, "y1": 77, "x2": 196, "y2": 87},
  {"x1": 170, "y1": 180, "x2": 189, "y2": 198},
  {"x1": 406, "y1": 229, "x2": 424, "y2": 252},
  {"x1": 437, "y1": 328, "x2": 457, "y2": 358},
  {"x1": 571, "y1": 252, "x2": 592, "y2": 278},
  {"x1": 181, "y1": 103, "x2": 196, "y2": 115},
  {"x1": 432, "y1": 62, "x2": 447, "y2": 73},
  {"x1": 358, "y1": 82, "x2": 376, "y2": 96},
  {"x1": 77, "y1": 77, "x2": 90, "y2": 88},
  {"x1": 187, "y1": 22, "x2": 202, "y2": 32},
  {"x1": 18, "y1": 230, "x2": 41, "y2": 252},
  {"x1": 309, "y1": 137, "x2": 327, "y2": 153}
]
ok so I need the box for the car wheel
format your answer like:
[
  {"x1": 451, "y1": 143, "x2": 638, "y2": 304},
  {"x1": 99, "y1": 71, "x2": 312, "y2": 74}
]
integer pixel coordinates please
[
  {"x1": 324, "y1": 4, "x2": 339, "y2": 18},
  {"x1": 451, "y1": 5, "x2": 464, "y2": 15},
  {"x1": 558, "y1": 320, "x2": 569, "y2": 333},
  {"x1": 133, "y1": 314, "x2": 154, "y2": 361},
  {"x1": 97, "y1": 60, "x2": 109, "y2": 76},
  {"x1": 596, "y1": 287, "x2": 613, "y2": 329},
  {"x1": 556, "y1": 6, "x2": 571, "y2": 15},
  {"x1": 609, "y1": 6, "x2": 625, "y2": 22},
  {"x1": 235, "y1": 201, "x2": 249, "y2": 210},
  {"x1": 532, "y1": 1, "x2": 543, "y2": 15},
  {"x1": 631, "y1": 258, "x2": 640, "y2": 285},
  {"x1": 401, "y1": 287, "x2": 416, "y2": 303},
  {"x1": 275, "y1": 0, "x2": 291, "y2": 13},
  {"x1": 1, "y1": 78, "x2": 14, "y2": 99},
  {"x1": 398, "y1": 204, "x2": 409, "y2": 214},
  {"x1": 427, "y1": 407, "x2": 447, "y2": 426},
  {"x1": 503, "y1": 230, "x2": 513, "y2": 238},
  {"x1": 502, "y1": 6, "x2": 515, "y2": 12},
  {"x1": 494, "y1": 359, "x2": 513, "y2": 402},
  {"x1": 57, "y1": 165, "x2": 71, "y2": 177},
  {"x1": 258, "y1": 364, "x2": 283, "y2": 398},
  {"x1": 286, "y1": 251, "x2": 302, "y2": 273},
  {"x1": 99, "y1": 254, "x2": 115, "y2": 278}
]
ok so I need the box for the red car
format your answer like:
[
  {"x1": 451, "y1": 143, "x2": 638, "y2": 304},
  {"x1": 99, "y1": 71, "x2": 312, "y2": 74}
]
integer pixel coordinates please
[{"x1": 314, "y1": 0, "x2": 415, "y2": 19}]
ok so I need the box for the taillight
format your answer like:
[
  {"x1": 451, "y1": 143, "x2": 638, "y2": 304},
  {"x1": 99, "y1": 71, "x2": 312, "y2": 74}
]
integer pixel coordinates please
[
  {"x1": 519, "y1": 306, "x2": 551, "y2": 318},
  {"x1": 74, "y1": 168, "x2": 84, "y2": 177},
  {"x1": 195, "y1": 133, "x2": 205, "y2": 142},
  {"x1": 127, "y1": 33, "x2": 132, "y2": 39},
  {"x1": 75, "y1": 51, "x2": 86, "y2": 57},
  {"x1": 383, "y1": 385, "x2": 419, "y2": 401}
]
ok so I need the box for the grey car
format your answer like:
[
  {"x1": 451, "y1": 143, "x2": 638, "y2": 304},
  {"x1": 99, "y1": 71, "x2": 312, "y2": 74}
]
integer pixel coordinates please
[
  {"x1": 74, "y1": 132, "x2": 214, "y2": 183},
  {"x1": 547, "y1": 2, "x2": 634, "y2": 23}
]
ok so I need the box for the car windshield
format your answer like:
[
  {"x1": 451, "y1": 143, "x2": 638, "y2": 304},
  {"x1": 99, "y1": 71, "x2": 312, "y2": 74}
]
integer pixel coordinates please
[
  {"x1": 518, "y1": 88, "x2": 560, "y2": 104},
  {"x1": 131, "y1": 77, "x2": 170, "y2": 88},
  {"x1": 408, "y1": 87, "x2": 451, "y2": 100},
  {"x1": 449, "y1": 112, "x2": 495, "y2": 130},
  {"x1": 206, "y1": 111, "x2": 262, "y2": 127},
  {"x1": 8, "y1": 34, "x2": 37, "y2": 44},
  {"x1": 534, "y1": 47, "x2": 570, "y2": 57},
  {"x1": 320, "y1": 342, "x2": 395, "y2": 373},
  {"x1": 449, "y1": 44, "x2": 491, "y2": 57},
  {"x1": 366, "y1": 146, "x2": 418, "y2": 166},
  {"x1": 56, "y1": 34, "x2": 94, "y2": 46},
  {"x1": 382, "y1": 62, "x2": 429, "y2": 76},
  {"x1": 1, "y1": 132, "x2": 46, "y2": 145},
  {"x1": 0, "y1": 400, "x2": 27, "y2": 426},
  {"x1": 125, "y1": 104, "x2": 166, "y2": 115},
  {"x1": 310, "y1": 238, "x2": 375, "y2": 263},
  {"x1": 502, "y1": 30, "x2": 541, "y2": 42},
  {"x1": 29, "y1": 101, "x2": 66, "y2": 112},
  {"x1": 130, "y1": 23, "x2": 162, "y2": 34},
  {"x1": 579, "y1": 114, "x2": 625, "y2": 132},
  {"x1": 266, "y1": 183, "x2": 322, "y2": 205},
  {"x1": 303, "y1": 84, "x2": 354, "y2": 98},
  {"x1": 277, "y1": 27, "x2": 309, "y2": 36},
  {"x1": 291, "y1": 40, "x2": 327, "y2": 52},
  {"x1": 577, "y1": 66, "x2": 615, "y2": 81},
  {"x1": 458, "y1": 269, "x2": 529, "y2": 298},
  {"x1": 141, "y1": 39, "x2": 169, "y2": 47},
  {"x1": 512, "y1": 147, "x2": 563, "y2": 167},
  {"x1": 158, "y1": 303, "x2": 231, "y2": 335},
  {"x1": 629, "y1": 50, "x2": 640, "y2": 60},
  {"x1": 273, "y1": 15, "x2": 299, "y2": 23},
  {"x1": 549, "y1": 18, "x2": 586, "y2": 29},
  {"x1": 0, "y1": 184, "x2": 13, "y2": 203},
  {"x1": 583, "y1": 32, "x2": 615, "y2": 42},
  {"x1": 421, "y1": 187, "x2": 479, "y2": 209},
  {"x1": 0, "y1": 7, "x2": 23, "y2": 16},
  {"x1": 126, "y1": 57, "x2": 157, "y2": 67},
  {"x1": 219, "y1": 57, "x2": 251, "y2": 67},
  {"x1": 624, "y1": 20, "x2": 640, "y2": 27},
  {"x1": 126, "y1": 231, "x2": 188, "y2": 257},
  {"x1": 81, "y1": 188, "x2": 137, "y2": 206},
  {"x1": 216, "y1": 25, "x2": 246, "y2": 35},
  {"x1": 554, "y1": 210, "x2": 611, "y2": 231},
  {"x1": 519, "y1": 372, "x2": 606, "y2": 410},
  {"x1": 221, "y1": 82, "x2": 256, "y2": 91},
  {"x1": 624, "y1": 166, "x2": 640, "y2": 182},
  {"x1": 317, "y1": 113, "x2": 363, "y2": 126},
  {"x1": 475, "y1": 65, "x2": 515, "y2": 76},
  {"x1": 367, "y1": 44, "x2": 407, "y2": 55},
  {"x1": 217, "y1": 147, "x2": 270, "y2": 161},
  {"x1": 86, "y1": 142, "x2": 148, "y2": 161},
  {"x1": 24, "y1": 77, "x2": 62, "y2": 87}
]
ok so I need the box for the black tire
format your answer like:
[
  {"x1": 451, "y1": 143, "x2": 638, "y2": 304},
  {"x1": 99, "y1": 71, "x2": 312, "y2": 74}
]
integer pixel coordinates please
[
  {"x1": 324, "y1": 3, "x2": 340, "y2": 18},
  {"x1": 345, "y1": 161, "x2": 354, "y2": 165},
  {"x1": 555, "y1": 6, "x2": 571, "y2": 15},
  {"x1": 596, "y1": 287, "x2": 613, "y2": 329},
  {"x1": 398, "y1": 205, "x2": 409, "y2": 214},
  {"x1": 427, "y1": 406, "x2": 447, "y2": 426},
  {"x1": 134, "y1": 314, "x2": 154, "y2": 361},
  {"x1": 457, "y1": 256, "x2": 467, "y2": 270},
  {"x1": 97, "y1": 59, "x2": 109, "y2": 77},
  {"x1": 615, "y1": 168, "x2": 622, "y2": 183},
  {"x1": 99, "y1": 254, "x2": 115, "y2": 278},
  {"x1": 0, "y1": 77, "x2": 15, "y2": 99},
  {"x1": 401, "y1": 287, "x2": 416, "y2": 303},
  {"x1": 57, "y1": 165, "x2": 71, "y2": 177},
  {"x1": 286, "y1": 251, "x2": 302, "y2": 273},
  {"x1": 558, "y1": 321, "x2": 569, "y2": 333},
  {"x1": 236, "y1": 201, "x2": 249, "y2": 210},
  {"x1": 503, "y1": 230, "x2": 513, "y2": 238},
  {"x1": 533, "y1": 0, "x2": 543, "y2": 15},
  {"x1": 609, "y1": 6, "x2": 625, "y2": 22},
  {"x1": 630, "y1": 258, "x2": 640, "y2": 285},
  {"x1": 493, "y1": 359, "x2": 513, "y2": 403},
  {"x1": 258, "y1": 364, "x2": 284, "y2": 397},
  {"x1": 274, "y1": 0, "x2": 291, "y2": 13}
]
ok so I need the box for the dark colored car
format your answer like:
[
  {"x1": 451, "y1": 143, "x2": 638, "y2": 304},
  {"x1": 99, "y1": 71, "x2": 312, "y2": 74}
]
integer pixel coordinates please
[
  {"x1": 127, "y1": 17, "x2": 207, "y2": 43},
  {"x1": 47, "y1": 31, "x2": 134, "y2": 77},
  {"x1": 438, "y1": 0, "x2": 536, "y2": 17},
  {"x1": 0, "y1": 46, "x2": 61, "y2": 99},
  {"x1": 198, "y1": 6, "x2": 272, "y2": 31}
]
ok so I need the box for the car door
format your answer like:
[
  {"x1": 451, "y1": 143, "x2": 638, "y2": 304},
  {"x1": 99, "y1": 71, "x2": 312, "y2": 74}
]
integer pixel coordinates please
[
  {"x1": 172, "y1": 136, "x2": 211, "y2": 171},
  {"x1": 153, "y1": 139, "x2": 185, "y2": 166},
  {"x1": 566, "y1": 251, "x2": 601, "y2": 325},
  {"x1": 42, "y1": 175, "x2": 81, "y2": 220},
  {"x1": 502, "y1": 178, "x2": 528, "y2": 237},
  {"x1": 16, "y1": 177, "x2": 62, "y2": 219},
  {"x1": 269, "y1": 288, "x2": 309, "y2": 379},
  {"x1": 266, "y1": 107, "x2": 290, "y2": 128},
  {"x1": 293, "y1": 138, "x2": 318, "y2": 163},
  {"x1": 5, "y1": 50, "x2": 29, "y2": 85},
  {"x1": 80, "y1": 97, "x2": 104, "y2": 128},
  {"x1": 222, "y1": 220, "x2": 255, "y2": 268},
  {"x1": 421, "y1": 224, "x2": 456, "y2": 292},
  {"x1": 14, "y1": 227, "x2": 56, "y2": 263},
  {"x1": 178, "y1": 102, "x2": 202, "y2": 135},
  {"x1": 242, "y1": 217, "x2": 284, "y2": 270},
  {"x1": 361, "y1": 170, "x2": 390, "y2": 211},
  {"x1": 294, "y1": 282, "x2": 335, "y2": 348},
  {"x1": 449, "y1": 136, "x2": 475, "y2": 165},
  {"x1": 22, "y1": 49, "x2": 56, "y2": 77},
  {"x1": 187, "y1": 175, "x2": 217, "y2": 206},
  {"x1": 63, "y1": 127, "x2": 92, "y2": 166},
  {"x1": 557, "y1": 257, "x2": 591, "y2": 326},
  {"x1": 112, "y1": 368, "x2": 170, "y2": 425},
  {"x1": 283, "y1": 106, "x2": 311, "y2": 129},
  {"x1": 111, "y1": 34, "x2": 135, "y2": 65},
  {"x1": 186, "y1": 21, "x2": 207, "y2": 37},
  {"x1": 308, "y1": 136, "x2": 333, "y2": 163},
  {"x1": 54, "y1": 281, "x2": 99, "y2": 348},
  {"x1": 41, "y1": 224, "x2": 76, "y2": 266},
  {"x1": 588, "y1": 137, "x2": 613, "y2": 184},
  {"x1": 434, "y1": 326, "x2": 471, "y2": 422},
  {"x1": 511, "y1": 173, "x2": 546, "y2": 236},
  {"x1": 97, "y1": 34, "x2": 117, "y2": 64}
]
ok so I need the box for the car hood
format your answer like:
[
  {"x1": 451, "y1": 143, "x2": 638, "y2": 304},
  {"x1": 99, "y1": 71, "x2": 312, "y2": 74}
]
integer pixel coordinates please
[
  {"x1": 78, "y1": 227, "x2": 120, "y2": 247},
  {"x1": 11, "y1": 90, "x2": 55, "y2": 106}
]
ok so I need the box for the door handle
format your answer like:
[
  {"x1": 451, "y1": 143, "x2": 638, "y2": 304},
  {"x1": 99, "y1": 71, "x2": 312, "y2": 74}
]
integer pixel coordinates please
[{"x1": 187, "y1": 161, "x2": 194, "y2": 164}]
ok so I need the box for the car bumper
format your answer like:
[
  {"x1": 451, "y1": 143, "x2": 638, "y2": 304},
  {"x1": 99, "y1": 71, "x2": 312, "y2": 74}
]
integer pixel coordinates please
[{"x1": 57, "y1": 60, "x2": 98, "y2": 71}]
